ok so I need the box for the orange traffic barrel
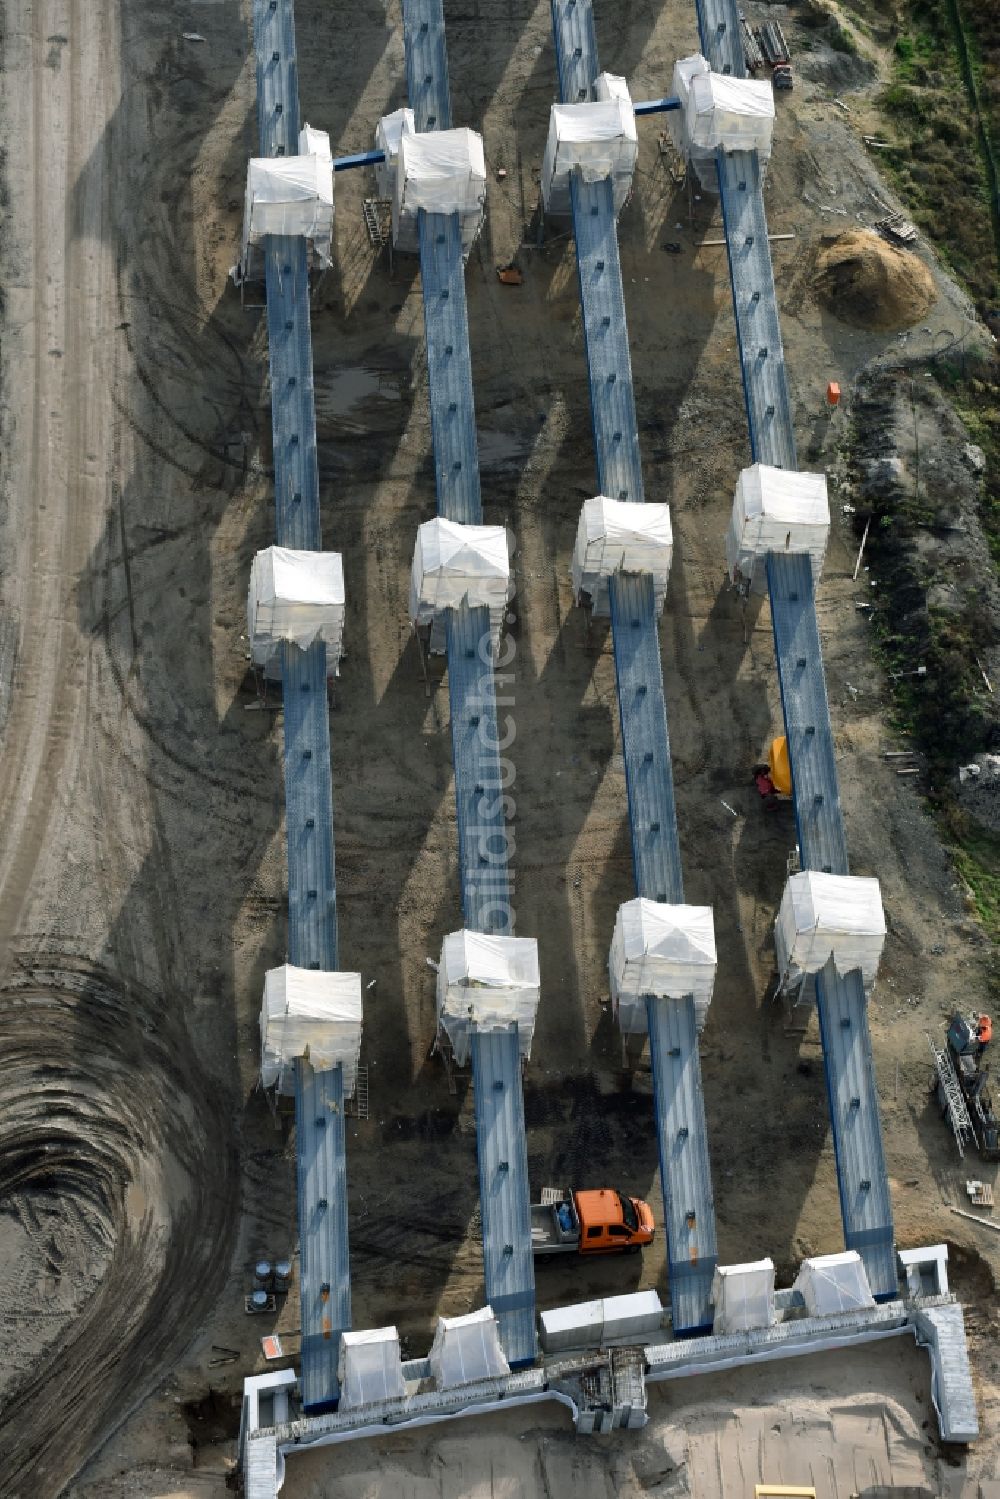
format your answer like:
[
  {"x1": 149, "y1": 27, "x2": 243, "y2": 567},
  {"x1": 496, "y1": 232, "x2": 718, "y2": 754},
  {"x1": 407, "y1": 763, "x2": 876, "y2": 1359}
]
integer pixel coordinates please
[{"x1": 826, "y1": 381, "x2": 841, "y2": 407}]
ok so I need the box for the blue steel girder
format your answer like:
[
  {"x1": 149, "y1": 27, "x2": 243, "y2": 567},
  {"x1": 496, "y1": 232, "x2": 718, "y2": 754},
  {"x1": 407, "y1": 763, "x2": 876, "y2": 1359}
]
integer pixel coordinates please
[
  {"x1": 470, "y1": 1027, "x2": 537, "y2": 1365},
  {"x1": 295, "y1": 1058, "x2": 350, "y2": 1412},
  {"x1": 264, "y1": 240, "x2": 322, "y2": 549},
  {"x1": 609, "y1": 573, "x2": 683, "y2": 905},
  {"x1": 446, "y1": 603, "x2": 512, "y2": 936},
  {"x1": 551, "y1": 0, "x2": 599, "y2": 103},
  {"x1": 282, "y1": 641, "x2": 339, "y2": 973},
  {"x1": 646, "y1": 994, "x2": 717, "y2": 1333},
  {"x1": 695, "y1": 0, "x2": 746, "y2": 77},
  {"x1": 403, "y1": 0, "x2": 453, "y2": 132},
  {"x1": 571, "y1": 175, "x2": 645, "y2": 504},
  {"x1": 418, "y1": 211, "x2": 483, "y2": 525},
  {"x1": 253, "y1": 0, "x2": 301, "y2": 155}
]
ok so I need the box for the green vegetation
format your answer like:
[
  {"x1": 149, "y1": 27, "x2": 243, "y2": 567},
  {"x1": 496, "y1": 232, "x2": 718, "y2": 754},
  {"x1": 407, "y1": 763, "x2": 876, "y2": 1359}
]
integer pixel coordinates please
[{"x1": 943, "y1": 808, "x2": 1000, "y2": 943}]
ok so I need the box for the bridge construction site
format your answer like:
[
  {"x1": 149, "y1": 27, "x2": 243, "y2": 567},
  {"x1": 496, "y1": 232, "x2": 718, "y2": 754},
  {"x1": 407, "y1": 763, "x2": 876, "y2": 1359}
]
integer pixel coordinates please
[{"x1": 231, "y1": 0, "x2": 982, "y2": 1493}]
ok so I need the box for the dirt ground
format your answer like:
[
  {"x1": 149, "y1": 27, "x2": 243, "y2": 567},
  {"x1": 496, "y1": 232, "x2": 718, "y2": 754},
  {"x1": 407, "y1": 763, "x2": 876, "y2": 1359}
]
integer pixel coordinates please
[{"x1": 0, "y1": 0, "x2": 998, "y2": 1495}]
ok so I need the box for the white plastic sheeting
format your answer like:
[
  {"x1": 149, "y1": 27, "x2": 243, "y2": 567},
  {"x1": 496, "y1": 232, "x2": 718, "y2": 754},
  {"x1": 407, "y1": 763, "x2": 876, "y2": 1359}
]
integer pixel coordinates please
[
  {"x1": 392, "y1": 128, "x2": 487, "y2": 255},
  {"x1": 374, "y1": 107, "x2": 414, "y2": 200},
  {"x1": 436, "y1": 930, "x2": 540, "y2": 1067},
  {"x1": 242, "y1": 152, "x2": 335, "y2": 268},
  {"x1": 409, "y1": 518, "x2": 510, "y2": 647},
  {"x1": 609, "y1": 898, "x2": 717, "y2": 1036},
  {"x1": 539, "y1": 1290, "x2": 663, "y2": 1353},
  {"x1": 726, "y1": 464, "x2": 830, "y2": 592},
  {"x1": 247, "y1": 547, "x2": 346, "y2": 677},
  {"x1": 571, "y1": 497, "x2": 673, "y2": 616},
  {"x1": 428, "y1": 1307, "x2": 510, "y2": 1390},
  {"x1": 775, "y1": 872, "x2": 886, "y2": 992},
  {"x1": 259, "y1": 965, "x2": 363, "y2": 1097},
  {"x1": 668, "y1": 53, "x2": 718, "y2": 189},
  {"x1": 711, "y1": 1259, "x2": 776, "y2": 1335},
  {"x1": 686, "y1": 72, "x2": 775, "y2": 158},
  {"x1": 298, "y1": 123, "x2": 332, "y2": 163},
  {"x1": 794, "y1": 1251, "x2": 876, "y2": 1316},
  {"x1": 337, "y1": 1328, "x2": 406, "y2": 1410},
  {"x1": 541, "y1": 96, "x2": 638, "y2": 216}
]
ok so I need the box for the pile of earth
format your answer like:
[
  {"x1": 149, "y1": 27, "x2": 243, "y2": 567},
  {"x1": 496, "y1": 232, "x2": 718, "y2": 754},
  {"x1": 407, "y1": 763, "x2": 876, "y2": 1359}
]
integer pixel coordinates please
[{"x1": 812, "y1": 229, "x2": 936, "y2": 330}]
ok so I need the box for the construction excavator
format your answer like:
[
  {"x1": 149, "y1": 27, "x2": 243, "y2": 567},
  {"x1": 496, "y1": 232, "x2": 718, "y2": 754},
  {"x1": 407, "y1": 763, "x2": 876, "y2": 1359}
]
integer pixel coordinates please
[
  {"x1": 753, "y1": 735, "x2": 792, "y2": 809},
  {"x1": 930, "y1": 1012, "x2": 1000, "y2": 1161}
]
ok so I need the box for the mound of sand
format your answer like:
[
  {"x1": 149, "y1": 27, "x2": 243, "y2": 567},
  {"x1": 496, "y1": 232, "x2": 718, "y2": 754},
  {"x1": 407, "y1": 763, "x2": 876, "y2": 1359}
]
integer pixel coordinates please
[{"x1": 812, "y1": 229, "x2": 936, "y2": 330}]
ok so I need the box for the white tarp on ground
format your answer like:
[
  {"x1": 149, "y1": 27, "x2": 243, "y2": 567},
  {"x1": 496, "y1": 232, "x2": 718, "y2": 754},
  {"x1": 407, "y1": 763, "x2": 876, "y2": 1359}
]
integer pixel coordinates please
[
  {"x1": 392, "y1": 128, "x2": 487, "y2": 255},
  {"x1": 247, "y1": 547, "x2": 346, "y2": 676},
  {"x1": 711, "y1": 1259, "x2": 776, "y2": 1334},
  {"x1": 436, "y1": 930, "x2": 540, "y2": 1067},
  {"x1": 541, "y1": 95, "x2": 638, "y2": 216},
  {"x1": 259, "y1": 965, "x2": 362, "y2": 1097},
  {"x1": 571, "y1": 497, "x2": 673, "y2": 616},
  {"x1": 609, "y1": 898, "x2": 717, "y2": 1036},
  {"x1": 428, "y1": 1307, "x2": 510, "y2": 1389},
  {"x1": 726, "y1": 464, "x2": 830, "y2": 592},
  {"x1": 686, "y1": 71, "x2": 775, "y2": 157},
  {"x1": 409, "y1": 518, "x2": 510, "y2": 644},
  {"x1": 775, "y1": 872, "x2": 886, "y2": 991},
  {"x1": 374, "y1": 107, "x2": 414, "y2": 200},
  {"x1": 668, "y1": 53, "x2": 718, "y2": 188},
  {"x1": 242, "y1": 152, "x2": 335, "y2": 267},
  {"x1": 794, "y1": 1251, "x2": 876, "y2": 1316},
  {"x1": 337, "y1": 1327, "x2": 406, "y2": 1410}
]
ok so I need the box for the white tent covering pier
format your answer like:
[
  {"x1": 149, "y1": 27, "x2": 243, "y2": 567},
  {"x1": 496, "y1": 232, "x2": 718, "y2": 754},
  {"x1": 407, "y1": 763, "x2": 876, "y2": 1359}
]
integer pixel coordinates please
[
  {"x1": 259, "y1": 965, "x2": 362, "y2": 1097},
  {"x1": 428, "y1": 1307, "x2": 510, "y2": 1389},
  {"x1": 436, "y1": 930, "x2": 540, "y2": 1067},
  {"x1": 239, "y1": 130, "x2": 335, "y2": 277},
  {"x1": 392, "y1": 128, "x2": 487, "y2": 255},
  {"x1": 374, "y1": 107, "x2": 414, "y2": 200},
  {"x1": 337, "y1": 1327, "x2": 406, "y2": 1410},
  {"x1": 668, "y1": 53, "x2": 774, "y2": 190},
  {"x1": 409, "y1": 518, "x2": 510, "y2": 652},
  {"x1": 609, "y1": 898, "x2": 717, "y2": 1036},
  {"x1": 775, "y1": 871, "x2": 886, "y2": 993},
  {"x1": 247, "y1": 547, "x2": 346, "y2": 678},
  {"x1": 541, "y1": 86, "x2": 638, "y2": 216},
  {"x1": 711, "y1": 1259, "x2": 776, "y2": 1334},
  {"x1": 571, "y1": 497, "x2": 673, "y2": 615},
  {"x1": 794, "y1": 1251, "x2": 876, "y2": 1316},
  {"x1": 726, "y1": 464, "x2": 830, "y2": 593}
]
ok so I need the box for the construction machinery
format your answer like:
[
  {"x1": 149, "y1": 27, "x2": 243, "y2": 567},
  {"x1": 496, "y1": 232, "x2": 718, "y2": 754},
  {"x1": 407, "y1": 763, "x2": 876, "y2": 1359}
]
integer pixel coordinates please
[
  {"x1": 931, "y1": 1013, "x2": 1000, "y2": 1160},
  {"x1": 753, "y1": 735, "x2": 792, "y2": 808},
  {"x1": 531, "y1": 1187, "x2": 655, "y2": 1258}
]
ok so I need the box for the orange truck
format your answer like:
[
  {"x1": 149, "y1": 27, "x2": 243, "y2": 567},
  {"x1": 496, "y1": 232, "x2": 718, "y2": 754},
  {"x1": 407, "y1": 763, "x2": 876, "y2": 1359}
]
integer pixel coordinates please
[{"x1": 531, "y1": 1187, "x2": 655, "y2": 1258}]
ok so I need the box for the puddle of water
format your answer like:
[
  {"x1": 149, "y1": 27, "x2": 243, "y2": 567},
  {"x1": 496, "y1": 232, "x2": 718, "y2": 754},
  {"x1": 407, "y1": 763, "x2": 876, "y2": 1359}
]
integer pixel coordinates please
[
  {"x1": 477, "y1": 429, "x2": 527, "y2": 468},
  {"x1": 325, "y1": 367, "x2": 400, "y2": 416}
]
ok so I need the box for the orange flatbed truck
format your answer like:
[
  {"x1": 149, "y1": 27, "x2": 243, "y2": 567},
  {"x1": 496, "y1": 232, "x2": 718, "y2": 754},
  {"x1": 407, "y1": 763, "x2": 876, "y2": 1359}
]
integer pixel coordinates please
[{"x1": 531, "y1": 1186, "x2": 655, "y2": 1258}]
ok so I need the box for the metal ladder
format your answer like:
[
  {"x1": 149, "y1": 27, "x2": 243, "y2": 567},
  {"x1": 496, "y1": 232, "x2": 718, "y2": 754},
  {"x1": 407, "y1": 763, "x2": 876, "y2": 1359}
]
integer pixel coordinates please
[
  {"x1": 928, "y1": 1035, "x2": 974, "y2": 1156},
  {"x1": 348, "y1": 1064, "x2": 369, "y2": 1121},
  {"x1": 363, "y1": 199, "x2": 390, "y2": 250}
]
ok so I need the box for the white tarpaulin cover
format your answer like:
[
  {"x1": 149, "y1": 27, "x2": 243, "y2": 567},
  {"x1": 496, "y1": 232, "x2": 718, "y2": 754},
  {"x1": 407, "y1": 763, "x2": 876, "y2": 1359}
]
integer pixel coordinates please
[
  {"x1": 242, "y1": 153, "x2": 335, "y2": 266},
  {"x1": 260, "y1": 965, "x2": 362, "y2": 1097},
  {"x1": 775, "y1": 872, "x2": 886, "y2": 991},
  {"x1": 298, "y1": 123, "x2": 332, "y2": 162},
  {"x1": 541, "y1": 96, "x2": 638, "y2": 216},
  {"x1": 437, "y1": 930, "x2": 540, "y2": 1067},
  {"x1": 726, "y1": 464, "x2": 830, "y2": 591},
  {"x1": 428, "y1": 1307, "x2": 510, "y2": 1389},
  {"x1": 392, "y1": 128, "x2": 487, "y2": 255},
  {"x1": 337, "y1": 1327, "x2": 406, "y2": 1409},
  {"x1": 409, "y1": 518, "x2": 510, "y2": 641},
  {"x1": 247, "y1": 547, "x2": 346, "y2": 675},
  {"x1": 711, "y1": 1259, "x2": 776, "y2": 1334},
  {"x1": 571, "y1": 497, "x2": 673, "y2": 616},
  {"x1": 610, "y1": 898, "x2": 717, "y2": 1036},
  {"x1": 668, "y1": 53, "x2": 718, "y2": 188},
  {"x1": 686, "y1": 71, "x2": 775, "y2": 157},
  {"x1": 374, "y1": 107, "x2": 414, "y2": 199},
  {"x1": 794, "y1": 1251, "x2": 876, "y2": 1316}
]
